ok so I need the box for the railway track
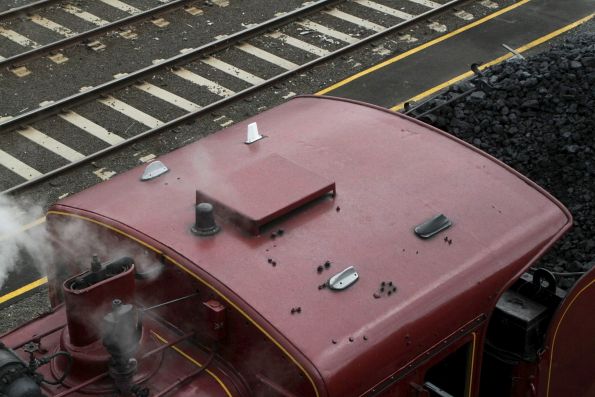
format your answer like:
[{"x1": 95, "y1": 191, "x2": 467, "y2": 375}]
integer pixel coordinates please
[
  {"x1": 0, "y1": 0, "x2": 492, "y2": 194},
  {"x1": 0, "y1": 0, "x2": 221, "y2": 70}
]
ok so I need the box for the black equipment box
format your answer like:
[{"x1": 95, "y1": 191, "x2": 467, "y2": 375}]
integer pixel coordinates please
[{"x1": 487, "y1": 289, "x2": 550, "y2": 362}]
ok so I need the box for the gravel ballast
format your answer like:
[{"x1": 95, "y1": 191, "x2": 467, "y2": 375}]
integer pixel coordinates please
[{"x1": 420, "y1": 30, "x2": 594, "y2": 289}]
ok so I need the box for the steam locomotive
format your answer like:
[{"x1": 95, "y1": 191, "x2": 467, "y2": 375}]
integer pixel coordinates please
[{"x1": 1, "y1": 96, "x2": 593, "y2": 397}]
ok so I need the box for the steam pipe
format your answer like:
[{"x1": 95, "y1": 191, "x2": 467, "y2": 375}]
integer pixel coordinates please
[
  {"x1": 12, "y1": 323, "x2": 67, "y2": 350},
  {"x1": 152, "y1": 351, "x2": 216, "y2": 397},
  {"x1": 52, "y1": 330, "x2": 195, "y2": 397},
  {"x1": 141, "y1": 292, "x2": 200, "y2": 312},
  {"x1": 52, "y1": 372, "x2": 109, "y2": 397},
  {"x1": 38, "y1": 351, "x2": 73, "y2": 385},
  {"x1": 141, "y1": 332, "x2": 195, "y2": 360},
  {"x1": 50, "y1": 330, "x2": 193, "y2": 397}
]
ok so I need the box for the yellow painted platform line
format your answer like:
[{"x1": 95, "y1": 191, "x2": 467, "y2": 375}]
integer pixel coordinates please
[
  {"x1": 390, "y1": 13, "x2": 594, "y2": 110},
  {"x1": 0, "y1": 277, "x2": 48, "y2": 305},
  {"x1": 317, "y1": 0, "x2": 533, "y2": 95}
]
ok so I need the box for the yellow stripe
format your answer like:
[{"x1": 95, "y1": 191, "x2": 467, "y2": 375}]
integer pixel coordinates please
[
  {"x1": 390, "y1": 13, "x2": 594, "y2": 111},
  {"x1": 547, "y1": 277, "x2": 595, "y2": 396},
  {"x1": 0, "y1": 216, "x2": 46, "y2": 242},
  {"x1": 0, "y1": 277, "x2": 48, "y2": 305},
  {"x1": 151, "y1": 331, "x2": 233, "y2": 397},
  {"x1": 47, "y1": 211, "x2": 321, "y2": 397},
  {"x1": 467, "y1": 332, "x2": 476, "y2": 397},
  {"x1": 316, "y1": 0, "x2": 533, "y2": 95}
]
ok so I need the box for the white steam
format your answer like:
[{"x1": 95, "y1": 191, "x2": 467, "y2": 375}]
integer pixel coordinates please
[
  {"x1": 0, "y1": 195, "x2": 50, "y2": 289},
  {"x1": 0, "y1": 194, "x2": 166, "y2": 292}
]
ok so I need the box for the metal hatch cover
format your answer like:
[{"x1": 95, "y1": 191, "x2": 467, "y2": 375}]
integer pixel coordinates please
[{"x1": 196, "y1": 154, "x2": 335, "y2": 235}]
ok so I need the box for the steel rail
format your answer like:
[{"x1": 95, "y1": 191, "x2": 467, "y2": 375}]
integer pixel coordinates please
[
  {"x1": 0, "y1": 0, "x2": 345, "y2": 133},
  {"x1": 0, "y1": 0, "x2": 62, "y2": 20},
  {"x1": 1, "y1": 0, "x2": 467, "y2": 195},
  {"x1": 0, "y1": 0, "x2": 197, "y2": 69}
]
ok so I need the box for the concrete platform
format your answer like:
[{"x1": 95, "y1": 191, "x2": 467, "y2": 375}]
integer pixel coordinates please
[{"x1": 322, "y1": 0, "x2": 594, "y2": 108}]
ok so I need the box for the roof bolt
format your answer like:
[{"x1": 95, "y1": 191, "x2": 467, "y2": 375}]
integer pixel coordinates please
[
  {"x1": 317, "y1": 265, "x2": 323, "y2": 273},
  {"x1": 363, "y1": 336, "x2": 368, "y2": 341},
  {"x1": 267, "y1": 258, "x2": 273, "y2": 264},
  {"x1": 349, "y1": 337, "x2": 354, "y2": 342},
  {"x1": 277, "y1": 229, "x2": 284, "y2": 236},
  {"x1": 332, "y1": 339, "x2": 337, "y2": 344},
  {"x1": 296, "y1": 307, "x2": 301, "y2": 313},
  {"x1": 381, "y1": 281, "x2": 385, "y2": 287},
  {"x1": 291, "y1": 308, "x2": 296, "y2": 314},
  {"x1": 336, "y1": 206, "x2": 341, "y2": 212},
  {"x1": 272, "y1": 261, "x2": 276, "y2": 267},
  {"x1": 373, "y1": 292, "x2": 381, "y2": 299},
  {"x1": 324, "y1": 261, "x2": 331, "y2": 269}
]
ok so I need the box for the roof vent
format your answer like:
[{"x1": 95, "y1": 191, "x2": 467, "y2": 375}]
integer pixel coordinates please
[
  {"x1": 140, "y1": 160, "x2": 168, "y2": 181},
  {"x1": 196, "y1": 154, "x2": 335, "y2": 235},
  {"x1": 414, "y1": 213, "x2": 452, "y2": 239},
  {"x1": 191, "y1": 202, "x2": 220, "y2": 236},
  {"x1": 245, "y1": 122, "x2": 264, "y2": 144}
]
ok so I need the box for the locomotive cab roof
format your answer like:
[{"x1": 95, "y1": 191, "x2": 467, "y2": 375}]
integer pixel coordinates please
[{"x1": 49, "y1": 96, "x2": 571, "y2": 396}]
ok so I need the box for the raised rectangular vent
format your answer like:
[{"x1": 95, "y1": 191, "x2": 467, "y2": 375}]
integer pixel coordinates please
[{"x1": 196, "y1": 154, "x2": 335, "y2": 235}]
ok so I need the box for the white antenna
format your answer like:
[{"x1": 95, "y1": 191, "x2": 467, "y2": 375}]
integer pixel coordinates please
[{"x1": 245, "y1": 122, "x2": 264, "y2": 144}]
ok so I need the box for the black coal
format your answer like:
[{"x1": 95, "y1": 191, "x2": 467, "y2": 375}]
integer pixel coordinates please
[{"x1": 422, "y1": 32, "x2": 594, "y2": 289}]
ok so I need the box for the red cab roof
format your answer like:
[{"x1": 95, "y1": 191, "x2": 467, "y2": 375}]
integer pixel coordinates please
[{"x1": 52, "y1": 96, "x2": 571, "y2": 396}]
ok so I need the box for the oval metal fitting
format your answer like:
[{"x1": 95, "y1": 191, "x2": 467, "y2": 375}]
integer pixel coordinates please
[{"x1": 328, "y1": 266, "x2": 359, "y2": 291}]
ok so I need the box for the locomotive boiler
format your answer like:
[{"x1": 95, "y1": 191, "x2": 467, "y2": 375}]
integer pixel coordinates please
[{"x1": 1, "y1": 96, "x2": 593, "y2": 397}]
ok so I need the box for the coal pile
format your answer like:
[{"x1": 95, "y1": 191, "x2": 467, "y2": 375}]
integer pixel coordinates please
[{"x1": 423, "y1": 32, "x2": 595, "y2": 289}]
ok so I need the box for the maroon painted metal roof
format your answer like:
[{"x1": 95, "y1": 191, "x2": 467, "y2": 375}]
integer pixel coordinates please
[{"x1": 53, "y1": 96, "x2": 571, "y2": 396}]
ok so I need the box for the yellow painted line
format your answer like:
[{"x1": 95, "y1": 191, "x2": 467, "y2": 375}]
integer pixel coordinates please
[
  {"x1": 0, "y1": 277, "x2": 48, "y2": 305},
  {"x1": 390, "y1": 13, "x2": 594, "y2": 110},
  {"x1": 151, "y1": 331, "x2": 234, "y2": 397},
  {"x1": 467, "y1": 332, "x2": 477, "y2": 397},
  {"x1": 316, "y1": 0, "x2": 533, "y2": 95}
]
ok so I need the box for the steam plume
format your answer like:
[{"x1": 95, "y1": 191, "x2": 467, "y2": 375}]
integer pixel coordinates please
[
  {"x1": 0, "y1": 193, "x2": 166, "y2": 292},
  {"x1": 0, "y1": 195, "x2": 49, "y2": 289}
]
